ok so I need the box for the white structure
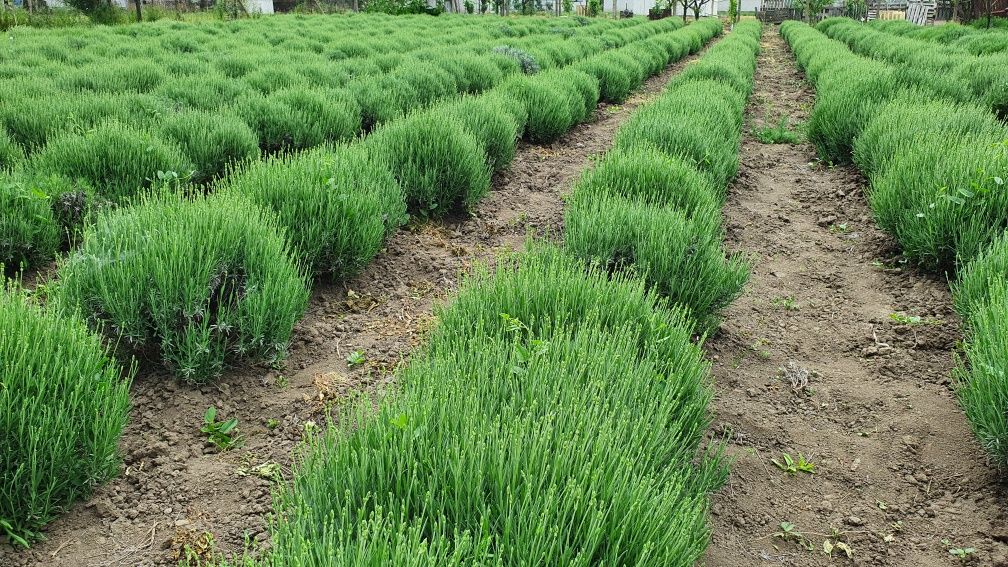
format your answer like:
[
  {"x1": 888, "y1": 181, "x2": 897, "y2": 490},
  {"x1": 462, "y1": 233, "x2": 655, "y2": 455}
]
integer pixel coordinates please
[
  {"x1": 246, "y1": 0, "x2": 274, "y2": 12},
  {"x1": 580, "y1": 0, "x2": 718, "y2": 17},
  {"x1": 716, "y1": 0, "x2": 759, "y2": 11},
  {"x1": 41, "y1": 0, "x2": 272, "y2": 12}
]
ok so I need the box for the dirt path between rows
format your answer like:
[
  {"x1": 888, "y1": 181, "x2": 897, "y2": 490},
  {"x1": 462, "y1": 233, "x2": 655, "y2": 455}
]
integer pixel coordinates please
[
  {"x1": 703, "y1": 28, "x2": 1008, "y2": 567},
  {"x1": 9, "y1": 46, "x2": 712, "y2": 567}
]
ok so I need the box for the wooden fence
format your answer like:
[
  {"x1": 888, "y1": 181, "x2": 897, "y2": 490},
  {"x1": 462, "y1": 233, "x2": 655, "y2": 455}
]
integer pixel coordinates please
[{"x1": 756, "y1": 0, "x2": 939, "y2": 24}]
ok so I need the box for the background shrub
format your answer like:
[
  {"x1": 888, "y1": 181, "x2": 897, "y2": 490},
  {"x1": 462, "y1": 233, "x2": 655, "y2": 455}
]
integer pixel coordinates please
[
  {"x1": 223, "y1": 146, "x2": 406, "y2": 279},
  {"x1": 0, "y1": 286, "x2": 131, "y2": 544},
  {"x1": 52, "y1": 191, "x2": 309, "y2": 382},
  {"x1": 365, "y1": 110, "x2": 489, "y2": 215},
  {"x1": 30, "y1": 120, "x2": 191, "y2": 202}
]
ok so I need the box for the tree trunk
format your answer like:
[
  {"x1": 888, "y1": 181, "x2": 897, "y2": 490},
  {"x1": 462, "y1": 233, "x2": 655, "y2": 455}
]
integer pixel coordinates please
[{"x1": 136, "y1": 0, "x2": 143, "y2": 21}]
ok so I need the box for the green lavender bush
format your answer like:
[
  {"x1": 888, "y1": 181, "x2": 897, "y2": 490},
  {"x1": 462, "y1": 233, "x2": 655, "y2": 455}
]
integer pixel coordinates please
[
  {"x1": 853, "y1": 93, "x2": 1008, "y2": 177},
  {"x1": 153, "y1": 72, "x2": 252, "y2": 112},
  {"x1": 805, "y1": 60, "x2": 894, "y2": 163},
  {"x1": 52, "y1": 191, "x2": 309, "y2": 382},
  {"x1": 443, "y1": 94, "x2": 521, "y2": 172},
  {"x1": 575, "y1": 55, "x2": 635, "y2": 103},
  {"x1": 0, "y1": 286, "x2": 132, "y2": 544},
  {"x1": 615, "y1": 80, "x2": 744, "y2": 193},
  {"x1": 954, "y1": 283, "x2": 1008, "y2": 469},
  {"x1": 953, "y1": 233, "x2": 1008, "y2": 468},
  {"x1": 267, "y1": 247, "x2": 726, "y2": 565},
  {"x1": 275, "y1": 86, "x2": 363, "y2": 144},
  {"x1": 0, "y1": 96, "x2": 80, "y2": 152},
  {"x1": 565, "y1": 191, "x2": 747, "y2": 334},
  {"x1": 498, "y1": 74, "x2": 575, "y2": 144},
  {"x1": 868, "y1": 134, "x2": 1008, "y2": 271},
  {"x1": 954, "y1": 231, "x2": 1008, "y2": 326},
  {"x1": 365, "y1": 110, "x2": 489, "y2": 215},
  {"x1": 447, "y1": 53, "x2": 505, "y2": 93},
  {"x1": 0, "y1": 128, "x2": 23, "y2": 171},
  {"x1": 574, "y1": 147, "x2": 721, "y2": 215},
  {"x1": 159, "y1": 110, "x2": 260, "y2": 184},
  {"x1": 0, "y1": 173, "x2": 60, "y2": 273},
  {"x1": 30, "y1": 120, "x2": 191, "y2": 201},
  {"x1": 223, "y1": 145, "x2": 406, "y2": 279},
  {"x1": 233, "y1": 92, "x2": 305, "y2": 153},
  {"x1": 540, "y1": 68, "x2": 601, "y2": 124}
]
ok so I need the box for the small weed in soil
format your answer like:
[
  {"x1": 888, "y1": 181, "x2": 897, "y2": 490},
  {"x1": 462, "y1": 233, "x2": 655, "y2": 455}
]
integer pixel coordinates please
[
  {"x1": 201, "y1": 406, "x2": 242, "y2": 451},
  {"x1": 771, "y1": 452, "x2": 815, "y2": 475},
  {"x1": 346, "y1": 349, "x2": 366, "y2": 368},
  {"x1": 771, "y1": 296, "x2": 799, "y2": 310},
  {"x1": 889, "y1": 312, "x2": 941, "y2": 326},
  {"x1": 754, "y1": 116, "x2": 803, "y2": 144}
]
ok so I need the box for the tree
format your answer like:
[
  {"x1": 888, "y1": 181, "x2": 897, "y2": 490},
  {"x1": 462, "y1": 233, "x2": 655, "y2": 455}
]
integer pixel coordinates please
[
  {"x1": 685, "y1": 0, "x2": 709, "y2": 19},
  {"x1": 792, "y1": 0, "x2": 830, "y2": 21},
  {"x1": 64, "y1": 0, "x2": 121, "y2": 23}
]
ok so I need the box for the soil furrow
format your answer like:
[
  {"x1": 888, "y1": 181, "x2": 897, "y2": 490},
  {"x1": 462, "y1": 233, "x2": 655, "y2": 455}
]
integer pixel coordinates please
[
  {"x1": 703, "y1": 27, "x2": 1007, "y2": 567},
  {"x1": 17, "y1": 48, "x2": 709, "y2": 567}
]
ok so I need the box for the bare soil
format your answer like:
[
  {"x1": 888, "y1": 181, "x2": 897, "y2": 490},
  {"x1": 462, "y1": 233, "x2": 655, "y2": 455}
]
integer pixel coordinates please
[
  {"x1": 703, "y1": 28, "x2": 1008, "y2": 567},
  {"x1": 7, "y1": 53, "x2": 701, "y2": 567}
]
